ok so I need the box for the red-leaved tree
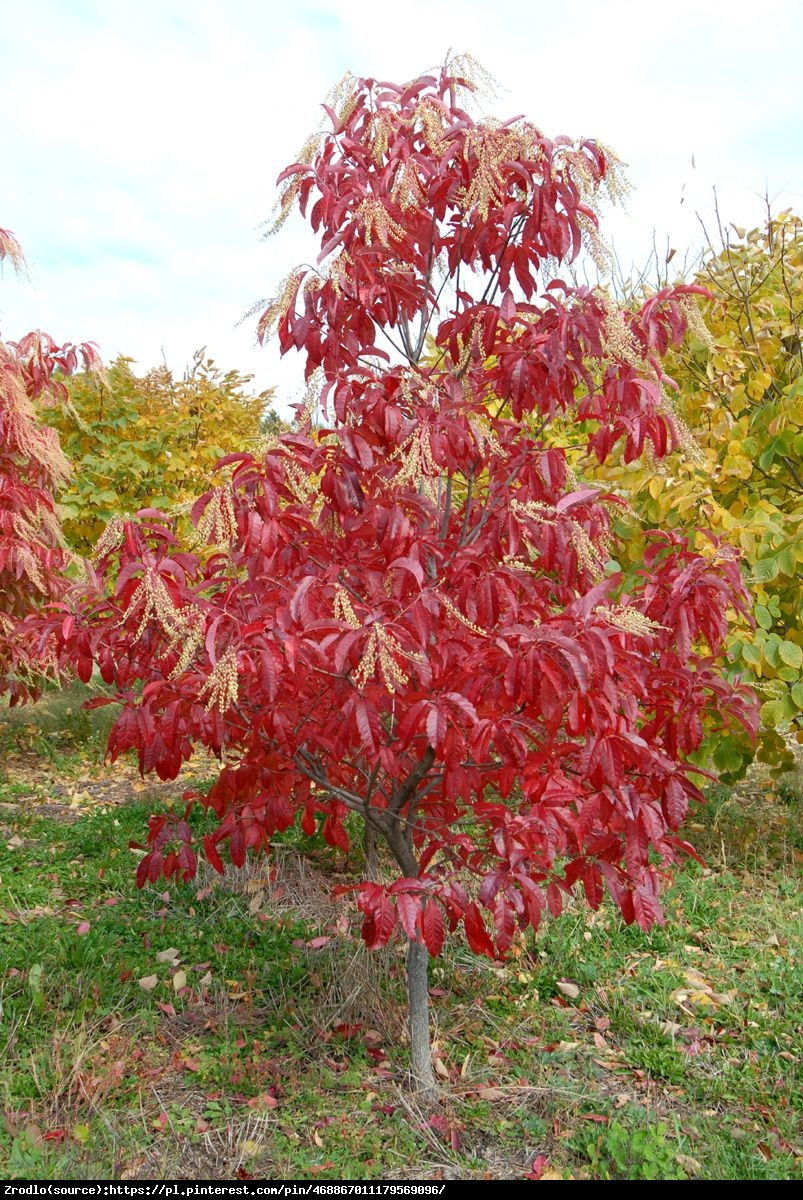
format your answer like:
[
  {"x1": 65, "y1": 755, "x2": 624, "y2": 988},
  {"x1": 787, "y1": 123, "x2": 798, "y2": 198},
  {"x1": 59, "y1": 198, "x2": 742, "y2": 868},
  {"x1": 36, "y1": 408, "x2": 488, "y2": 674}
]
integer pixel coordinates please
[
  {"x1": 39, "y1": 63, "x2": 756, "y2": 1092},
  {"x1": 0, "y1": 227, "x2": 99, "y2": 702}
]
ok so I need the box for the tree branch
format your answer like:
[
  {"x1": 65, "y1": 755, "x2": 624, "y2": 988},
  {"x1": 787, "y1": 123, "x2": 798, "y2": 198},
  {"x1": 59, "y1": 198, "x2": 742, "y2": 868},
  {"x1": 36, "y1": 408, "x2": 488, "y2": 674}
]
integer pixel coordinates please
[{"x1": 389, "y1": 745, "x2": 436, "y2": 814}]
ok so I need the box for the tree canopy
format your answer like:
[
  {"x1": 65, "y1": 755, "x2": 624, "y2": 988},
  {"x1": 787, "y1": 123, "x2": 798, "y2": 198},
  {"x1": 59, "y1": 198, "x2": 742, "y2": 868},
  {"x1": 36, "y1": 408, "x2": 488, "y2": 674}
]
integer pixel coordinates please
[
  {"x1": 578, "y1": 211, "x2": 803, "y2": 776},
  {"x1": 0, "y1": 227, "x2": 98, "y2": 702},
  {"x1": 41, "y1": 352, "x2": 276, "y2": 555}
]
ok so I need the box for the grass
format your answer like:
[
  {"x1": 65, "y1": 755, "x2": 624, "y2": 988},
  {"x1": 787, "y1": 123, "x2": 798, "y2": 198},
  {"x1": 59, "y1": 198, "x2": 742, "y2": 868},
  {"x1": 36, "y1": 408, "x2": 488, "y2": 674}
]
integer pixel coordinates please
[{"x1": 1, "y1": 686, "x2": 801, "y2": 1180}]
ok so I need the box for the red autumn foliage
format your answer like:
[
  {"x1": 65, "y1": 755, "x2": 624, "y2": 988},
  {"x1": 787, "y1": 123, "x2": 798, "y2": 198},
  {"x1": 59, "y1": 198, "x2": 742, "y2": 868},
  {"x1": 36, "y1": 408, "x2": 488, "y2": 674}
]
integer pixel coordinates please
[
  {"x1": 38, "y1": 64, "x2": 756, "y2": 956},
  {"x1": 0, "y1": 227, "x2": 99, "y2": 701}
]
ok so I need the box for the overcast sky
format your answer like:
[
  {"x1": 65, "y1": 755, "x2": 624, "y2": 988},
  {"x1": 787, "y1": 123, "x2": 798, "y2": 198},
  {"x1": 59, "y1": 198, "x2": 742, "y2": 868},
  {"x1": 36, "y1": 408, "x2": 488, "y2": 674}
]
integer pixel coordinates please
[{"x1": 2, "y1": 0, "x2": 801, "y2": 414}]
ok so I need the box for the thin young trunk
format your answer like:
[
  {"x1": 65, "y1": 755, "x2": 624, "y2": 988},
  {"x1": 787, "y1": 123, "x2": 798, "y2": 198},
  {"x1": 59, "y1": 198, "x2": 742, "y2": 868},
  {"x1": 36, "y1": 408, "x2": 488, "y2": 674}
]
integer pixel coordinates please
[
  {"x1": 407, "y1": 936, "x2": 437, "y2": 1097},
  {"x1": 363, "y1": 821, "x2": 378, "y2": 880},
  {"x1": 295, "y1": 748, "x2": 439, "y2": 1094},
  {"x1": 377, "y1": 749, "x2": 439, "y2": 1096}
]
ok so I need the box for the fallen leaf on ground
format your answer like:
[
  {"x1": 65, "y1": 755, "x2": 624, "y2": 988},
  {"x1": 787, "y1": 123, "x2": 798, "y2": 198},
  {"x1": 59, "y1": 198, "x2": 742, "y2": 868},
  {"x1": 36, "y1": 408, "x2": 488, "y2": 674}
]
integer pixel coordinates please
[{"x1": 156, "y1": 947, "x2": 180, "y2": 964}]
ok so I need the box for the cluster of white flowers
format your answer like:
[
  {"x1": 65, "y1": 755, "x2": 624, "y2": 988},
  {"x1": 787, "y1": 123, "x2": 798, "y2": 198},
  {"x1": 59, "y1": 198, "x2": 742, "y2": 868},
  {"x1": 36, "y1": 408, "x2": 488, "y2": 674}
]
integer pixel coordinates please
[
  {"x1": 390, "y1": 160, "x2": 426, "y2": 211},
  {"x1": 440, "y1": 594, "x2": 487, "y2": 638},
  {"x1": 354, "y1": 197, "x2": 407, "y2": 248},
  {"x1": 191, "y1": 485, "x2": 238, "y2": 549},
  {"x1": 92, "y1": 515, "x2": 125, "y2": 560},
  {"x1": 568, "y1": 519, "x2": 606, "y2": 581},
  {"x1": 119, "y1": 569, "x2": 204, "y2": 679},
  {"x1": 511, "y1": 498, "x2": 607, "y2": 582},
  {"x1": 333, "y1": 583, "x2": 360, "y2": 630},
  {"x1": 678, "y1": 295, "x2": 715, "y2": 350},
  {"x1": 392, "y1": 425, "x2": 440, "y2": 502},
  {"x1": 602, "y1": 303, "x2": 647, "y2": 371},
  {"x1": 595, "y1": 605, "x2": 666, "y2": 636},
  {"x1": 413, "y1": 95, "x2": 449, "y2": 156},
  {"x1": 459, "y1": 124, "x2": 536, "y2": 222},
  {"x1": 354, "y1": 624, "x2": 414, "y2": 691},
  {"x1": 199, "y1": 646, "x2": 239, "y2": 714},
  {"x1": 256, "y1": 269, "x2": 305, "y2": 342}
]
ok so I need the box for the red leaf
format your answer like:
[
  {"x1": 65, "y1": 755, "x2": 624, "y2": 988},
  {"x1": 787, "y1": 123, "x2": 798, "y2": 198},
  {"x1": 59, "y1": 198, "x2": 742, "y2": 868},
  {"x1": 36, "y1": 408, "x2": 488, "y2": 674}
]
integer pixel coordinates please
[
  {"x1": 361, "y1": 892, "x2": 396, "y2": 949},
  {"x1": 395, "y1": 893, "x2": 421, "y2": 940},
  {"x1": 581, "y1": 864, "x2": 603, "y2": 910},
  {"x1": 426, "y1": 705, "x2": 445, "y2": 748},
  {"x1": 546, "y1": 883, "x2": 563, "y2": 918},
  {"x1": 464, "y1": 903, "x2": 495, "y2": 959},
  {"x1": 301, "y1": 804, "x2": 316, "y2": 837},
  {"x1": 322, "y1": 815, "x2": 350, "y2": 853},
  {"x1": 204, "y1": 836, "x2": 225, "y2": 876},
  {"x1": 229, "y1": 828, "x2": 246, "y2": 868},
  {"x1": 355, "y1": 699, "x2": 377, "y2": 754},
  {"x1": 664, "y1": 777, "x2": 688, "y2": 829},
  {"x1": 492, "y1": 894, "x2": 515, "y2": 953},
  {"x1": 499, "y1": 290, "x2": 516, "y2": 322},
  {"x1": 390, "y1": 555, "x2": 424, "y2": 585},
  {"x1": 527, "y1": 1155, "x2": 549, "y2": 1180},
  {"x1": 421, "y1": 899, "x2": 445, "y2": 957}
]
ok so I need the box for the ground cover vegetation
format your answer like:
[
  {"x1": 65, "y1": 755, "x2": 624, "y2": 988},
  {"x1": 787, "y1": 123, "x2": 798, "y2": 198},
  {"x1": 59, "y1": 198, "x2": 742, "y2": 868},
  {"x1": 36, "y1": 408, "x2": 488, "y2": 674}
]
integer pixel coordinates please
[{"x1": 0, "y1": 692, "x2": 800, "y2": 1179}]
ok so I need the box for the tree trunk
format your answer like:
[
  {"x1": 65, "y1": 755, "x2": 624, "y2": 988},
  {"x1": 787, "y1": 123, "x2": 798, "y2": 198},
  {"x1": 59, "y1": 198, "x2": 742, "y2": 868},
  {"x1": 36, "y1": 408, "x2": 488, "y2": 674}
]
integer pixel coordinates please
[
  {"x1": 363, "y1": 821, "x2": 378, "y2": 880},
  {"x1": 370, "y1": 748, "x2": 438, "y2": 1096},
  {"x1": 406, "y1": 936, "x2": 437, "y2": 1097}
]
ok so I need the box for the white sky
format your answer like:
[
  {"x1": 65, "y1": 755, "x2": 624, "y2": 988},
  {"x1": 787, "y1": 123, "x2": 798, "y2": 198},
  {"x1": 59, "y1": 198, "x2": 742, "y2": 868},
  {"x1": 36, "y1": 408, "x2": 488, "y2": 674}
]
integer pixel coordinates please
[{"x1": 1, "y1": 0, "x2": 801, "y2": 415}]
